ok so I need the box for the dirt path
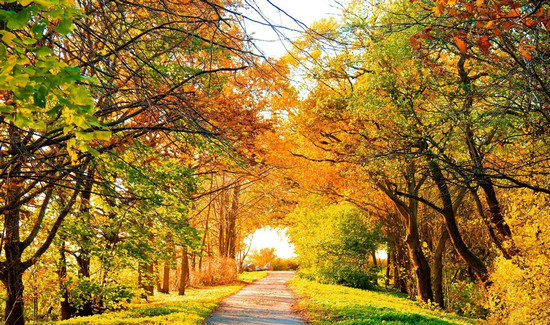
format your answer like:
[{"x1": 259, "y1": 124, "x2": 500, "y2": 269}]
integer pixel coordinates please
[{"x1": 204, "y1": 271, "x2": 305, "y2": 325}]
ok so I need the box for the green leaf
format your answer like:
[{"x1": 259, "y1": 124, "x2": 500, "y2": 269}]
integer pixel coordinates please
[
  {"x1": 79, "y1": 143, "x2": 99, "y2": 156},
  {"x1": 9, "y1": 74, "x2": 30, "y2": 87},
  {"x1": 33, "y1": 87, "x2": 47, "y2": 108},
  {"x1": 31, "y1": 20, "x2": 47, "y2": 37},
  {"x1": 0, "y1": 105, "x2": 15, "y2": 113},
  {"x1": 14, "y1": 113, "x2": 31, "y2": 128},
  {"x1": 76, "y1": 131, "x2": 95, "y2": 141},
  {"x1": 7, "y1": 8, "x2": 31, "y2": 30},
  {"x1": 33, "y1": 46, "x2": 53, "y2": 57},
  {"x1": 46, "y1": 105, "x2": 62, "y2": 118},
  {"x1": 54, "y1": 18, "x2": 73, "y2": 35}
]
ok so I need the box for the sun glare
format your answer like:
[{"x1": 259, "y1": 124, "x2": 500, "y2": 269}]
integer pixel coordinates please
[{"x1": 247, "y1": 227, "x2": 297, "y2": 259}]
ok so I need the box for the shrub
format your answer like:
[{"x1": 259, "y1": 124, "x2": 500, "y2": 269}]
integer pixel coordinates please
[
  {"x1": 298, "y1": 263, "x2": 378, "y2": 289},
  {"x1": 272, "y1": 258, "x2": 299, "y2": 271},
  {"x1": 446, "y1": 280, "x2": 487, "y2": 318},
  {"x1": 289, "y1": 201, "x2": 384, "y2": 290},
  {"x1": 190, "y1": 257, "x2": 236, "y2": 286}
]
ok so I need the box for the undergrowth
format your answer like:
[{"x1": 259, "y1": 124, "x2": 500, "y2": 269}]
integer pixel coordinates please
[{"x1": 32, "y1": 271, "x2": 267, "y2": 325}]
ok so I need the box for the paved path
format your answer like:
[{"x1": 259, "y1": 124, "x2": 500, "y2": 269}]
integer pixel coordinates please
[{"x1": 204, "y1": 271, "x2": 305, "y2": 325}]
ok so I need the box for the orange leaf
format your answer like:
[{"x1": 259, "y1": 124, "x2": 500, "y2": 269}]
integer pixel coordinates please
[
  {"x1": 507, "y1": 8, "x2": 520, "y2": 18},
  {"x1": 525, "y1": 20, "x2": 538, "y2": 27},
  {"x1": 536, "y1": 7, "x2": 545, "y2": 18},
  {"x1": 478, "y1": 36, "x2": 490, "y2": 54},
  {"x1": 519, "y1": 47, "x2": 532, "y2": 60},
  {"x1": 453, "y1": 36, "x2": 468, "y2": 53},
  {"x1": 409, "y1": 36, "x2": 419, "y2": 49}
]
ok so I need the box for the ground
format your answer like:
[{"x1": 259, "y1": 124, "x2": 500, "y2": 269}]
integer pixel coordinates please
[{"x1": 204, "y1": 271, "x2": 305, "y2": 325}]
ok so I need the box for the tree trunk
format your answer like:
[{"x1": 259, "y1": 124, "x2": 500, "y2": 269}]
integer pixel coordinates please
[
  {"x1": 138, "y1": 262, "x2": 154, "y2": 297},
  {"x1": 428, "y1": 158, "x2": 490, "y2": 285},
  {"x1": 405, "y1": 237, "x2": 433, "y2": 303},
  {"x1": 378, "y1": 168, "x2": 433, "y2": 303},
  {"x1": 226, "y1": 182, "x2": 240, "y2": 259},
  {"x1": 58, "y1": 242, "x2": 74, "y2": 320},
  {"x1": 2, "y1": 267, "x2": 25, "y2": 325},
  {"x1": 178, "y1": 247, "x2": 189, "y2": 295},
  {"x1": 160, "y1": 264, "x2": 170, "y2": 293},
  {"x1": 2, "y1": 160, "x2": 26, "y2": 325},
  {"x1": 371, "y1": 250, "x2": 378, "y2": 267},
  {"x1": 432, "y1": 228, "x2": 448, "y2": 308}
]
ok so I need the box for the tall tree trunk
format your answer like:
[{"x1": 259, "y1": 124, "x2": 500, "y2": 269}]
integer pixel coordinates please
[
  {"x1": 160, "y1": 264, "x2": 170, "y2": 293},
  {"x1": 432, "y1": 228, "x2": 448, "y2": 308},
  {"x1": 427, "y1": 158, "x2": 490, "y2": 285},
  {"x1": 385, "y1": 251, "x2": 391, "y2": 287},
  {"x1": 226, "y1": 182, "x2": 240, "y2": 259},
  {"x1": 393, "y1": 249, "x2": 409, "y2": 295},
  {"x1": 2, "y1": 266, "x2": 25, "y2": 325},
  {"x1": 2, "y1": 160, "x2": 26, "y2": 325},
  {"x1": 58, "y1": 242, "x2": 74, "y2": 320},
  {"x1": 371, "y1": 250, "x2": 378, "y2": 267},
  {"x1": 178, "y1": 247, "x2": 189, "y2": 295},
  {"x1": 74, "y1": 171, "x2": 94, "y2": 316},
  {"x1": 378, "y1": 167, "x2": 433, "y2": 303},
  {"x1": 405, "y1": 235, "x2": 433, "y2": 303},
  {"x1": 459, "y1": 55, "x2": 516, "y2": 258}
]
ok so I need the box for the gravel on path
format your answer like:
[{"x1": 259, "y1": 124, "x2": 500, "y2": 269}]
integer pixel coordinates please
[{"x1": 204, "y1": 271, "x2": 305, "y2": 325}]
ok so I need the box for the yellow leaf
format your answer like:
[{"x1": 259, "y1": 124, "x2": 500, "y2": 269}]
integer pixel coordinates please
[{"x1": 1, "y1": 31, "x2": 17, "y2": 44}]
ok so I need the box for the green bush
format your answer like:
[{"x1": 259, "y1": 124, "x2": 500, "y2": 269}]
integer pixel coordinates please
[
  {"x1": 299, "y1": 263, "x2": 378, "y2": 289},
  {"x1": 70, "y1": 278, "x2": 134, "y2": 314},
  {"x1": 289, "y1": 200, "x2": 384, "y2": 290}
]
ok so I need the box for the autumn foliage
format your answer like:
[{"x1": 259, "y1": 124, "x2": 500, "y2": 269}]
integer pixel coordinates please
[{"x1": 1, "y1": 0, "x2": 549, "y2": 324}]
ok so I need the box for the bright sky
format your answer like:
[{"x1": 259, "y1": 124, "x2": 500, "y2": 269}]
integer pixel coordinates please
[
  {"x1": 247, "y1": 227, "x2": 297, "y2": 259},
  {"x1": 241, "y1": 0, "x2": 341, "y2": 58}
]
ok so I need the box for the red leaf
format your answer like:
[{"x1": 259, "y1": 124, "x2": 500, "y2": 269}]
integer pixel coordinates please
[{"x1": 478, "y1": 36, "x2": 490, "y2": 54}]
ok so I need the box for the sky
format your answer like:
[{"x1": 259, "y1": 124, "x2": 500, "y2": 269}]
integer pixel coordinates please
[
  {"x1": 247, "y1": 227, "x2": 297, "y2": 259},
  {"x1": 240, "y1": 0, "x2": 341, "y2": 58}
]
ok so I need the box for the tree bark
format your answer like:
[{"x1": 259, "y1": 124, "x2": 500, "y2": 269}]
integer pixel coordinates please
[
  {"x1": 371, "y1": 250, "x2": 378, "y2": 267},
  {"x1": 58, "y1": 241, "x2": 74, "y2": 320},
  {"x1": 432, "y1": 228, "x2": 448, "y2": 308},
  {"x1": 378, "y1": 167, "x2": 433, "y2": 303},
  {"x1": 160, "y1": 264, "x2": 170, "y2": 293},
  {"x1": 178, "y1": 247, "x2": 189, "y2": 295},
  {"x1": 427, "y1": 158, "x2": 490, "y2": 285}
]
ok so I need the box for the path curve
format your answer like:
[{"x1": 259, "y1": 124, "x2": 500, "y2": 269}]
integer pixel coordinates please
[{"x1": 204, "y1": 271, "x2": 305, "y2": 325}]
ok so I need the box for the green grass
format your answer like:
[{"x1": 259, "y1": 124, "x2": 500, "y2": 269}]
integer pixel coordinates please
[
  {"x1": 290, "y1": 277, "x2": 482, "y2": 325},
  {"x1": 34, "y1": 271, "x2": 268, "y2": 325}
]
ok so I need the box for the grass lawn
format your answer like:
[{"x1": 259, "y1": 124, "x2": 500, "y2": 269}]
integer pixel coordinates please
[
  {"x1": 290, "y1": 277, "x2": 482, "y2": 325},
  {"x1": 35, "y1": 271, "x2": 267, "y2": 325}
]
